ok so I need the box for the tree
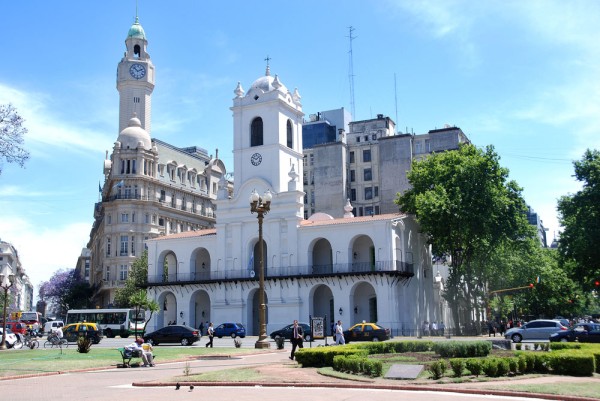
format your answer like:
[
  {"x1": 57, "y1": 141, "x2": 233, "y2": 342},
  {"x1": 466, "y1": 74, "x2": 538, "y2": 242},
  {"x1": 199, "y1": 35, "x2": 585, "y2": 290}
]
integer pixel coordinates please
[
  {"x1": 557, "y1": 149, "x2": 600, "y2": 290},
  {"x1": 396, "y1": 144, "x2": 534, "y2": 331},
  {"x1": 487, "y1": 239, "x2": 583, "y2": 320},
  {"x1": 114, "y1": 251, "x2": 148, "y2": 307},
  {"x1": 38, "y1": 269, "x2": 93, "y2": 317},
  {"x1": 129, "y1": 290, "x2": 159, "y2": 338},
  {"x1": 0, "y1": 104, "x2": 30, "y2": 175}
]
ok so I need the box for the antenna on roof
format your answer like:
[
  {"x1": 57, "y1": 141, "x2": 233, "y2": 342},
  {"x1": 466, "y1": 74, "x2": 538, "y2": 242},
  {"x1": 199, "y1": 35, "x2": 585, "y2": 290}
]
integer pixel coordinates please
[
  {"x1": 347, "y1": 26, "x2": 357, "y2": 119},
  {"x1": 394, "y1": 73, "x2": 399, "y2": 133}
]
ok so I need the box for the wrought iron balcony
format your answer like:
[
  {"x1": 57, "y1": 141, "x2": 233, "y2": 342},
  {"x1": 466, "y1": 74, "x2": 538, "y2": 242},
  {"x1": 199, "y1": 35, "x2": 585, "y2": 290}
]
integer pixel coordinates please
[{"x1": 146, "y1": 260, "x2": 414, "y2": 286}]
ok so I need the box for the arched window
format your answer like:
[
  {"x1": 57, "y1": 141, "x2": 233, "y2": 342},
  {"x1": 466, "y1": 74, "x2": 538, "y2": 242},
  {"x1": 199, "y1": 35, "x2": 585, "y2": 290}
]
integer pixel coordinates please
[
  {"x1": 286, "y1": 119, "x2": 293, "y2": 148},
  {"x1": 134, "y1": 44, "x2": 141, "y2": 58},
  {"x1": 251, "y1": 117, "x2": 263, "y2": 147}
]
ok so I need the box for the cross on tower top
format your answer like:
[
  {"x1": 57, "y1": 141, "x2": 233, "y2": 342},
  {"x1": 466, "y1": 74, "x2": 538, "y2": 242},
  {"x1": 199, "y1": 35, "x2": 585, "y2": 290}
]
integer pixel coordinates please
[{"x1": 264, "y1": 55, "x2": 271, "y2": 76}]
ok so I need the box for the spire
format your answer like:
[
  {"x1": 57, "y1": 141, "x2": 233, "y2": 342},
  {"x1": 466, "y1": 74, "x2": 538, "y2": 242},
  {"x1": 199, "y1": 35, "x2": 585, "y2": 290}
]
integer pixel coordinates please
[{"x1": 264, "y1": 55, "x2": 271, "y2": 76}]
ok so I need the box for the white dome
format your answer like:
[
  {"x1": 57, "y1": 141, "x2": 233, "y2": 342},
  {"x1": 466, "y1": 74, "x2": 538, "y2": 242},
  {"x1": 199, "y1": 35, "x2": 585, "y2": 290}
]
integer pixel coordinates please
[
  {"x1": 117, "y1": 115, "x2": 151, "y2": 150},
  {"x1": 248, "y1": 72, "x2": 288, "y2": 96}
]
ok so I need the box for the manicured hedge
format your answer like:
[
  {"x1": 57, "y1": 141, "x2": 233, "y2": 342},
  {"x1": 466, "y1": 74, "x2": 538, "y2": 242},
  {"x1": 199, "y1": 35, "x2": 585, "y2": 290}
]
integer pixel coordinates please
[
  {"x1": 547, "y1": 353, "x2": 594, "y2": 376},
  {"x1": 355, "y1": 340, "x2": 434, "y2": 354},
  {"x1": 294, "y1": 347, "x2": 367, "y2": 367},
  {"x1": 432, "y1": 341, "x2": 491, "y2": 358},
  {"x1": 332, "y1": 354, "x2": 383, "y2": 377}
]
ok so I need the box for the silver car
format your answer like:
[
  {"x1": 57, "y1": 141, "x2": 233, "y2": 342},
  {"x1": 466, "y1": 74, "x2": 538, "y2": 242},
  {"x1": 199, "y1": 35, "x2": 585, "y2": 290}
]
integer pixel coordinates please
[{"x1": 505, "y1": 319, "x2": 567, "y2": 343}]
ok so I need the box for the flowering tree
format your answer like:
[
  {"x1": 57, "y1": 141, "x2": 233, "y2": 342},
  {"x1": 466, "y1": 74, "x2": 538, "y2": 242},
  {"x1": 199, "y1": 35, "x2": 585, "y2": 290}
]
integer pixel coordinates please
[
  {"x1": 38, "y1": 269, "x2": 92, "y2": 317},
  {"x1": 0, "y1": 104, "x2": 30, "y2": 175}
]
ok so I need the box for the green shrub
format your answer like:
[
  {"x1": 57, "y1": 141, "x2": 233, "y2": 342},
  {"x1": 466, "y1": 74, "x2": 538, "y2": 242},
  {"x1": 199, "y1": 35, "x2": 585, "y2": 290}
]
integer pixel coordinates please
[
  {"x1": 549, "y1": 342, "x2": 581, "y2": 351},
  {"x1": 76, "y1": 335, "x2": 92, "y2": 353},
  {"x1": 433, "y1": 341, "x2": 491, "y2": 358},
  {"x1": 332, "y1": 355, "x2": 383, "y2": 377},
  {"x1": 548, "y1": 353, "x2": 595, "y2": 376},
  {"x1": 465, "y1": 358, "x2": 482, "y2": 376},
  {"x1": 427, "y1": 360, "x2": 447, "y2": 380},
  {"x1": 482, "y1": 359, "x2": 499, "y2": 377},
  {"x1": 495, "y1": 358, "x2": 510, "y2": 376},
  {"x1": 449, "y1": 358, "x2": 465, "y2": 377},
  {"x1": 295, "y1": 347, "x2": 367, "y2": 367},
  {"x1": 508, "y1": 357, "x2": 518, "y2": 374},
  {"x1": 533, "y1": 353, "x2": 550, "y2": 373},
  {"x1": 517, "y1": 354, "x2": 527, "y2": 373}
]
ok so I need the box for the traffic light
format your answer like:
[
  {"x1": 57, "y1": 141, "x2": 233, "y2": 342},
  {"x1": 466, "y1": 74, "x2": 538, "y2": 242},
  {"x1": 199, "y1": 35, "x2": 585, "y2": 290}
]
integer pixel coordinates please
[{"x1": 595, "y1": 280, "x2": 600, "y2": 287}]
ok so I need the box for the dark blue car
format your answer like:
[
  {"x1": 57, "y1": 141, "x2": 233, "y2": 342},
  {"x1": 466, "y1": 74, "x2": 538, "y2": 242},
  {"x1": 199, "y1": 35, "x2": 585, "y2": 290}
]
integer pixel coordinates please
[{"x1": 214, "y1": 322, "x2": 246, "y2": 338}]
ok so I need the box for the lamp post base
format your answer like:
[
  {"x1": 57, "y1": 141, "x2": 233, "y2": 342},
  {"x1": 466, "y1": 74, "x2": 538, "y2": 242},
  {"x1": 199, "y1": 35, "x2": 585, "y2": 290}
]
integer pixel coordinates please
[{"x1": 254, "y1": 336, "x2": 271, "y2": 349}]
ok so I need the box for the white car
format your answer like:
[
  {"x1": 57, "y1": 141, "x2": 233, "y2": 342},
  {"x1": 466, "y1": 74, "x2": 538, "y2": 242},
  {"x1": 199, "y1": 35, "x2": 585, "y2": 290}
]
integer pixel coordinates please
[{"x1": 0, "y1": 327, "x2": 22, "y2": 348}]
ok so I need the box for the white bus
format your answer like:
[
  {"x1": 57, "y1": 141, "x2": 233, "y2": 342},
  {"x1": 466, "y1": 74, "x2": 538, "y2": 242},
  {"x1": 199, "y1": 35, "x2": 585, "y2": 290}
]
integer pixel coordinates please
[{"x1": 65, "y1": 308, "x2": 147, "y2": 338}]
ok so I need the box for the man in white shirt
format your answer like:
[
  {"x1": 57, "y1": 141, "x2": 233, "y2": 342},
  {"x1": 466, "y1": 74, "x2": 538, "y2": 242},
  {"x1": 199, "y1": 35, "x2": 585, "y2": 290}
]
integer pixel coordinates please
[{"x1": 335, "y1": 320, "x2": 345, "y2": 345}]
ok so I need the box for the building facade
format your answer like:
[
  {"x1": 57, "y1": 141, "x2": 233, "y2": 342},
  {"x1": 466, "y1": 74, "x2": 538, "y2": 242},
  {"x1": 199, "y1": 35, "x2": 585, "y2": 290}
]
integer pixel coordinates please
[
  {"x1": 302, "y1": 113, "x2": 470, "y2": 218},
  {"x1": 145, "y1": 67, "x2": 448, "y2": 336},
  {"x1": 0, "y1": 239, "x2": 34, "y2": 313},
  {"x1": 87, "y1": 17, "x2": 229, "y2": 307}
]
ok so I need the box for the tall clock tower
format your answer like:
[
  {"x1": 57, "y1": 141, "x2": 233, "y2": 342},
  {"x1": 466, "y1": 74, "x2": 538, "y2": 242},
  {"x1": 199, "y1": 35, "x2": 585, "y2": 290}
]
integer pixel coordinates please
[{"x1": 117, "y1": 16, "x2": 155, "y2": 134}]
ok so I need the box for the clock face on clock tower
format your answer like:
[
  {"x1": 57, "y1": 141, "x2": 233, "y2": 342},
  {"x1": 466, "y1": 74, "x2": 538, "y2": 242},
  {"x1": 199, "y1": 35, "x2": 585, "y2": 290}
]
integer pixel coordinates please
[
  {"x1": 129, "y1": 63, "x2": 146, "y2": 79},
  {"x1": 250, "y1": 153, "x2": 262, "y2": 166}
]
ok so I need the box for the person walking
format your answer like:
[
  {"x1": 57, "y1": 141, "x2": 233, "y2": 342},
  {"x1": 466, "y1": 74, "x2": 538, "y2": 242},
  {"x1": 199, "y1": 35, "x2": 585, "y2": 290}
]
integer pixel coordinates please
[
  {"x1": 289, "y1": 320, "x2": 304, "y2": 360},
  {"x1": 335, "y1": 320, "x2": 345, "y2": 345},
  {"x1": 205, "y1": 323, "x2": 214, "y2": 348}
]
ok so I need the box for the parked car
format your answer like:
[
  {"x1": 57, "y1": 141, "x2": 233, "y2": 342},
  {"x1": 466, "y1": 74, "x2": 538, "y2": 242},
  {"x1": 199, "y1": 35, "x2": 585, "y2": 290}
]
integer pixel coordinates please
[
  {"x1": 143, "y1": 325, "x2": 200, "y2": 346},
  {"x1": 504, "y1": 319, "x2": 567, "y2": 343},
  {"x1": 549, "y1": 323, "x2": 600, "y2": 343},
  {"x1": 43, "y1": 320, "x2": 64, "y2": 335},
  {"x1": 269, "y1": 323, "x2": 312, "y2": 342},
  {"x1": 343, "y1": 322, "x2": 390, "y2": 343},
  {"x1": 214, "y1": 322, "x2": 246, "y2": 338},
  {"x1": 4, "y1": 321, "x2": 28, "y2": 336},
  {"x1": 63, "y1": 322, "x2": 103, "y2": 344},
  {"x1": 0, "y1": 327, "x2": 21, "y2": 348}
]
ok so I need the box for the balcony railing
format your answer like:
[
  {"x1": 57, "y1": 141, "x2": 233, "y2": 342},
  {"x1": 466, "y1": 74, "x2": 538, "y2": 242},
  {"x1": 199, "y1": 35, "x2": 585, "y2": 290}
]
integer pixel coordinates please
[
  {"x1": 147, "y1": 260, "x2": 414, "y2": 285},
  {"x1": 104, "y1": 193, "x2": 216, "y2": 219}
]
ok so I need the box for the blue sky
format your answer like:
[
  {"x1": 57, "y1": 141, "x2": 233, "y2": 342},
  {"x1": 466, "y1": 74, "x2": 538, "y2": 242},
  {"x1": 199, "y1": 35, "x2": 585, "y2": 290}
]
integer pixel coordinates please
[{"x1": 1, "y1": 1, "x2": 598, "y2": 294}]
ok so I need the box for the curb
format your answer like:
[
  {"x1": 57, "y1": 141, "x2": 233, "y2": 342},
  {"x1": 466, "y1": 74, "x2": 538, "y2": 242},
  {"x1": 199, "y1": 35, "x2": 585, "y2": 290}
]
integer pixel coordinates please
[{"x1": 132, "y1": 380, "x2": 599, "y2": 401}]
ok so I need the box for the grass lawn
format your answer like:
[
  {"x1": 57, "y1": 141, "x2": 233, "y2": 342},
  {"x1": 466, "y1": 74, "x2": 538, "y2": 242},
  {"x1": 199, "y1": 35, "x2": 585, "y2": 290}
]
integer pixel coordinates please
[
  {"x1": 0, "y1": 346, "x2": 257, "y2": 378},
  {"x1": 472, "y1": 382, "x2": 600, "y2": 399}
]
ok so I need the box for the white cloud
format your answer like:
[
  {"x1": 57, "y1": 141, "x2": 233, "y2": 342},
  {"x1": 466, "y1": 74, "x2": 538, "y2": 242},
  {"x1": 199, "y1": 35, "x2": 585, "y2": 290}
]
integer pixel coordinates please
[
  {"x1": 0, "y1": 83, "x2": 114, "y2": 156},
  {"x1": 0, "y1": 215, "x2": 90, "y2": 295}
]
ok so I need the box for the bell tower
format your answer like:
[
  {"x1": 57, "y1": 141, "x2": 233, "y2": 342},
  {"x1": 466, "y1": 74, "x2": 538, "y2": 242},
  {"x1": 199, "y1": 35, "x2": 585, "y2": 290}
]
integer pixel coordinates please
[
  {"x1": 230, "y1": 65, "x2": 304, "y2": 196},
  {"x1": 116, "y1": 15, "x2": 155, "y2": 134}
]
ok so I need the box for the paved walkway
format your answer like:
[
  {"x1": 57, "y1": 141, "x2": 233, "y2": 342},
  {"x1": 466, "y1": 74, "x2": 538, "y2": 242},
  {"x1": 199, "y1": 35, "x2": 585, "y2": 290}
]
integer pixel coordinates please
[{"x1": 2, "y1": 346, "x2": 599, "y2": 400}]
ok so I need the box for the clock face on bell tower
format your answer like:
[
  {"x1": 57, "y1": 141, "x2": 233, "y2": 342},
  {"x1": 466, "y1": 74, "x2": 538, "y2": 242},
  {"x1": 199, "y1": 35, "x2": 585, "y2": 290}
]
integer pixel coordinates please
[{"x1": 250, "y1": 153, "x2": 262, "y2": 166}]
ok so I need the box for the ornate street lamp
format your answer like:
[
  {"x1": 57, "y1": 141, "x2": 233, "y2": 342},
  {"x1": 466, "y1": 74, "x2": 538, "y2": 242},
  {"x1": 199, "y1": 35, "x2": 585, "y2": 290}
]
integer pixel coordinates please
[
  {"x1": 0, "y1": 272, "x2": 16, "y2": 350},
  {"x1": 249, "y1": 189, "x2": 272, "y2": 349}
]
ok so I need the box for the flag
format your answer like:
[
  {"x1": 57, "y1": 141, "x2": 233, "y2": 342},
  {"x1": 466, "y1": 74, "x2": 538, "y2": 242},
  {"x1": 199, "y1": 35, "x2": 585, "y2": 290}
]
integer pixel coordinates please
[
  {"x1": 117, "y1": 180, "x2": 124, "y2": 187},
  {"x1": 248, "y1": 254, "x2": 254, "y2": 270}
]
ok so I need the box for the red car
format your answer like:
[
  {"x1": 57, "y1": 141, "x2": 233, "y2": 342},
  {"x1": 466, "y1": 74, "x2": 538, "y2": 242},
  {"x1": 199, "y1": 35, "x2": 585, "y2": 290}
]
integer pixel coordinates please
[{"x1": 3, "y1": 321, "x2": 28, "y2": 336}]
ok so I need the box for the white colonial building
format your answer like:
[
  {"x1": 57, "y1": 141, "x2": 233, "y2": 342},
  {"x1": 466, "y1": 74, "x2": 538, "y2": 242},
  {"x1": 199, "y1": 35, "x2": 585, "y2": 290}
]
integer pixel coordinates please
[{"x1": 146, "y1": 67, "x2": 448, "y2": 336}]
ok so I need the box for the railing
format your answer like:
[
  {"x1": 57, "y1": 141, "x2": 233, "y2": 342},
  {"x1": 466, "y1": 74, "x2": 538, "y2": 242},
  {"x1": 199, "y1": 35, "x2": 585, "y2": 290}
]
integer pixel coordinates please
[
  {"x1": 100, "y1": 279, "x2": 127, "y2": 289},
  {"x1": 104, "y1": 193, "x2": 216, "y2": 219},
  {"x1": 147, "y1": 260, "x2": 414, "y2": 285}
]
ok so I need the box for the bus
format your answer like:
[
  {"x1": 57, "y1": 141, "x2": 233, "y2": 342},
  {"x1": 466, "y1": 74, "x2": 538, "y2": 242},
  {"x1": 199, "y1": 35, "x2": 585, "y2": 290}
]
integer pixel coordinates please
[
  {"x1": 65, "y1": 308, "x2": 147, "y2": 338},
  {"x1": 17, "y1": 311, "x2": 46, "y2": 329}
]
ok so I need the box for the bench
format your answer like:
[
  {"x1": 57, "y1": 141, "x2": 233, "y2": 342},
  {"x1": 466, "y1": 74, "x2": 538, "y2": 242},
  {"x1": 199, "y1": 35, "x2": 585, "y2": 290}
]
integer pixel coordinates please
[{"x1": 117, "y1": 347, "x2": 143, "y2": 368}]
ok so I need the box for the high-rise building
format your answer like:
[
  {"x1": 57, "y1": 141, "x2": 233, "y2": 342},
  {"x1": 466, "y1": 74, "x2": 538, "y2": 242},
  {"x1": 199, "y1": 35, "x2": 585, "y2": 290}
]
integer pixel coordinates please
[
  {"x1": 86, "y1": 16, "x2": 230, "y2": 307},
  {"x1": 302, "y1": 112, "x2": 470, "y2": 218}
]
